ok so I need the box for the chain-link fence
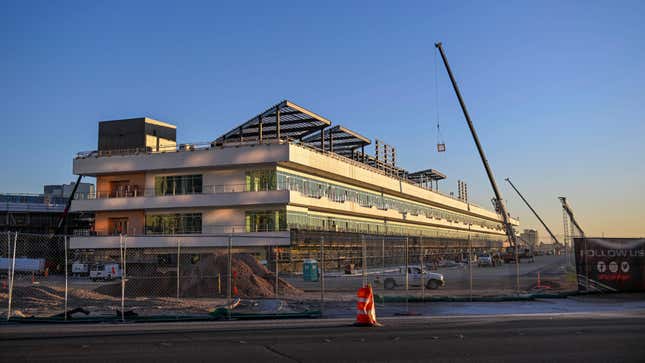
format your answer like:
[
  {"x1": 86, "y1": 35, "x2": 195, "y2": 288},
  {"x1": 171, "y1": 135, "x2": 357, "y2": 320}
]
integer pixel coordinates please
[{"x1": 2, "y1": 231, "x2": 577, "y2": 321}]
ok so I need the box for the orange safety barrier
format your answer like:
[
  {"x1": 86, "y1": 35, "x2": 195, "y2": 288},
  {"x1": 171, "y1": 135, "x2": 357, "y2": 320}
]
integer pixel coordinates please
[{"x1": 355, "y1": 284, "x2": 380, "y2": 327}]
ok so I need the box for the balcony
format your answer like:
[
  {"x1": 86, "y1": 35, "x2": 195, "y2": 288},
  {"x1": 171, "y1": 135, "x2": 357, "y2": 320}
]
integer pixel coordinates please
[
  {"x1": 69, "y1": 229, "x2": 291, "y2": 249},
  {"x1": 81, "y1": 183, "x2": 255, "y2": 200},
  {"x1": 70, "y1": 187, "x2": 290, "y2": 212}
]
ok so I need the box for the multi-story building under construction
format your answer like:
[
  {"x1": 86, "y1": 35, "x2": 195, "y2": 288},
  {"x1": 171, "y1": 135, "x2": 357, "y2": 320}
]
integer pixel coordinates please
[{"x1": 70, "y1": 101, "x2": 519, "y2": 270}]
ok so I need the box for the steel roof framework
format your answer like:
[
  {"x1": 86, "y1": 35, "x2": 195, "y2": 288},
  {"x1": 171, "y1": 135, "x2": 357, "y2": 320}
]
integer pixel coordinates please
[
  {"x1": 302, "y1": 125, "x2": 371, "y2": 157},
  {"x1": 214, "y1": 100, "x2": 331, "y2": 144},
  {"x1": 211, "y1": 99, "x2": 448, "y2": 192}
]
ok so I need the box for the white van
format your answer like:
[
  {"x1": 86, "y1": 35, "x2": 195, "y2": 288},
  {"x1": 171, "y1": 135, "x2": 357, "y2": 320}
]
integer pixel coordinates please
[
  {"x1": 90, "y1": 263, "x2": 121, "y2": 281},
  {"x1": 72, "y1": 262, "x2": 90, "y2": 277}
]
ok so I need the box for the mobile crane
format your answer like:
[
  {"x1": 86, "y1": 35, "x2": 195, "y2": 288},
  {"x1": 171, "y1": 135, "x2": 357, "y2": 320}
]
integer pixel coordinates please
[{"x1": 434, "y1": 42, "x2": 517, "y2": 249}]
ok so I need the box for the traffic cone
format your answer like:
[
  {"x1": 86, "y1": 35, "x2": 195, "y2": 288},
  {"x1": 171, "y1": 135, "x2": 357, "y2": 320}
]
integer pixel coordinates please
[
  {"x1": 354, "y1": 285, "x2": 380, "y2": 327},
  {"x1": 536, "y1": 272, "x2": 551, "y2": 290},
  {"x1": 232, "y1": 270, "x2": 239, "y2": 296}
]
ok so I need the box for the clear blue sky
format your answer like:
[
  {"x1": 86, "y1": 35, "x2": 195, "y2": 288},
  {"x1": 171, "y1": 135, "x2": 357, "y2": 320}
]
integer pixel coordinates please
[{"x1": 1, "y1": 0, "x2": 644, "y2": 237}]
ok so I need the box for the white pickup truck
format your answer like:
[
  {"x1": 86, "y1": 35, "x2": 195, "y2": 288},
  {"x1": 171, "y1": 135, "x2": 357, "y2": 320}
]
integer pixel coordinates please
[{"x1": 374, "y1": 266, "x2": 445, "y2": 290}]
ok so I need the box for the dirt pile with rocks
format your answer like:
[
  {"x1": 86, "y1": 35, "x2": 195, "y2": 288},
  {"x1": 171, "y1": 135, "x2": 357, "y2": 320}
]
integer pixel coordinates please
[{"x1": 96, "y1": 253, "x2": 302, "y2": 298}]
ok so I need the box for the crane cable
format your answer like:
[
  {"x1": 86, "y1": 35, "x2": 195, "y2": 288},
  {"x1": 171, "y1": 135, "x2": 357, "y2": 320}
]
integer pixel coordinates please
[{"x1": 434, "y1": 46, "x2": 446, "y2": 152}]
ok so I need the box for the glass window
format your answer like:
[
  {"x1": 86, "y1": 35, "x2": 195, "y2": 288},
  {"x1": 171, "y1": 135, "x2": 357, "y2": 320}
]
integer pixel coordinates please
[
  {"x1": 245, "y1": 210, "x2": 286, "y2": 232},
  {"x1": 245, "y1": 170, "x2": 277, "y2": 192},
  {"x1": 154, "y1": 175, "x2": 202, "y2": 196},
  {"x1": 145, "y1": 213, "x2": 202, "y2": 234}
]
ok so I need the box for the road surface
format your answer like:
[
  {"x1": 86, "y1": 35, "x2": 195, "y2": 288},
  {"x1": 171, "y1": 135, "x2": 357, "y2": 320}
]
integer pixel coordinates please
[{"x1": 2, "y1": 310, "x2": 644, "y2": 362}]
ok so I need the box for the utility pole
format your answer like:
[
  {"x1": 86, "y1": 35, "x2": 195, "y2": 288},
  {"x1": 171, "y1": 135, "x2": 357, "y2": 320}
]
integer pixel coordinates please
[
  {"x1": 505, "y1": 178, "x2": 560, "y2": 244},
  {"x1": 434, "y1": 42, "x2": 517, "y2": 247}
]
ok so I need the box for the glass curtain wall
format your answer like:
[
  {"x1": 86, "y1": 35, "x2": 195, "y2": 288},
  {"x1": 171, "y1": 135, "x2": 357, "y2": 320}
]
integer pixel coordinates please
[{"x1": 275, "y1": 171, "x2": 503, "y2": 231}]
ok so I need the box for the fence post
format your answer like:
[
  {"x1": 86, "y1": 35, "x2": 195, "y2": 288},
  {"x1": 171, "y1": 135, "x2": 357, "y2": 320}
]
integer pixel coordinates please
[
  {"x1": 227, "y1": 232, "x2": 232, "y2": 321},
  {"x1": 275, "y1": 247, "x2": 279, "y2": 297},
  {"x1": 361, "y1": 234, "x2": 367, "y2": 287},
  {"x1": 584, "y1": 237, "x2": 589, "y2": 291},
  {"x1": 468, "y1": 234, "x2": 473, "y2": 302},
  {"x1": 420, "y1": 236, "x2": 425, "y2": 301},
  {"x1": 64, "y1": 235, "x2": 68, "y2": 321},
  {"x1": 176, "y1": 240, "x2": 181, "y2": 300},
  {"x1": 515, "y1": 238, "x2": 520, "y2": 294},
  {"x1": 382, "y1": 236, "x2": 385, "y2": 271},
  {"x1": 7, "y1": 231, "x2": 17, "y2": 321},
  {"x1": 320, "y1": 235, "x2": 325, "y2": 316},
  {"x1": 381, "y1": 236, "x2": 386, "y2": 307},
  {"x1": 405, "y1": 235, "x2": 409, "y2": 314},
  {"x1": 120, "y1": 234, "x2": 126, "y2": 322}
]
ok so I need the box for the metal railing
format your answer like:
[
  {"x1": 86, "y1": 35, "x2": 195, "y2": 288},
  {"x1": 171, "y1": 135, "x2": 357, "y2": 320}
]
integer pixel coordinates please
[
  {"x1": 74, "y1": 140, "x2": 259, "y2": 159},
  {"x1": 74, "y1": 225, "x2": 288, "y2": 237},
  {"x1": 76, "y1": 138, "x2": 475, "y2": 204},
  {"x1": 80, "y1": 183, "x2": 277, "y2": 200}
]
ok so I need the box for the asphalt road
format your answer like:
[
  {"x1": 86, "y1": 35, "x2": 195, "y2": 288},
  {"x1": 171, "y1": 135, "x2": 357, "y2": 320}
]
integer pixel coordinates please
[
  {"x1": 2, "y1": 311, "x2": 644, "y2": 362},
  {"x1": 288, "y1": 254, "x2": 572, "y2": 294}
]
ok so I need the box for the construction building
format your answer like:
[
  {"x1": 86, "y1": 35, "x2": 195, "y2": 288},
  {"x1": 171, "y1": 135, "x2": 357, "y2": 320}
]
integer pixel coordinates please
[
  {"x1": 520, "y1": 229, "x2": 539, "y2": 247},
  {"x1": 44, "y1": 181, "x2": 95, "y2": 201},
  {"x1": 70, "y1": 101, "x2": 519, "y2": 269},
  {"x1": 1, "y1": 192, "x2": 92, "y2": 234}
]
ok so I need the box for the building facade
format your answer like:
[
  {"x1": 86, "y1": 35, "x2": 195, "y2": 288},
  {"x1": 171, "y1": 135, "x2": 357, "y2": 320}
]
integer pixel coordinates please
[
  {"x1": 70, "y1": 101, "x2": 518, "y2": 267},
  {"x1": 44, "y1": 181, "x2": 95, "y2": 201},
  {"x1": 1, "y1": 193, "x2": 92, "y2": 234},
  {"x1": 520, "y1": 229, "x2": 539, "y2": 247}
]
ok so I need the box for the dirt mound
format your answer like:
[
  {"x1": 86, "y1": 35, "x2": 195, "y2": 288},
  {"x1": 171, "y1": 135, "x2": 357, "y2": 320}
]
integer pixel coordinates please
[{"x1": 95, "y1": 253, "x2": 302, "y2": 298}]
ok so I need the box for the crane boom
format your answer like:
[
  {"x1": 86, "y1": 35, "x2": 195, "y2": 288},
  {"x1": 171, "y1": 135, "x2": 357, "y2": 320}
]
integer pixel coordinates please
[
  {"x1": 559, "y1": 197, "x2": 585, "y2": 237},
  {"x1": 54, "y1": 174, "x2": 83, "y2": 236},
  {"x1": 434, "y1": 42, "x2": 517, "y2": 247},
  {"x1": 505, "y1": 178, "x2": 560, "y2": 244}
]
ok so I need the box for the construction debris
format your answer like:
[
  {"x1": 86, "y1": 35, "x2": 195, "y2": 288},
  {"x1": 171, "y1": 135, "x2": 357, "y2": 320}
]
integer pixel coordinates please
[{"x1": 95, "y1": 253, "x2": 303, "y2": 298}]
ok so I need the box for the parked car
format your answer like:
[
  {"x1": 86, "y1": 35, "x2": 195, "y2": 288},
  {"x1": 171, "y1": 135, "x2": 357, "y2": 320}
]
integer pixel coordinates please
[
  {"x1": 374, "y1": 266, "x2": 445, "y2": 290},
  {"x1": 478, "y1": 254, "x2": 494, "y2": 267}
]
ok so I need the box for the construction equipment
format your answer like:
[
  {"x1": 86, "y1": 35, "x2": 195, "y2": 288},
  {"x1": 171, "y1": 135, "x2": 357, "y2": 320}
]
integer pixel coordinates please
[
  {"x1": 434, "y1": 46, "x2": 446, "y2": 153},
  {"x1": 505, "y1": 178, "x2": 561, "y2": 244},
  {"x1": 434, "y1": 42, "x2": 517, "y2": 248},
  {"x1": 53, "y1": 174, "x2": 84, "y2": 236},
  {"x1": 559, "y1": 197, "x2": 588, "y2": 289},
  {"x1": 559, "y1": 197, "x2": 585, "y2": 237}
]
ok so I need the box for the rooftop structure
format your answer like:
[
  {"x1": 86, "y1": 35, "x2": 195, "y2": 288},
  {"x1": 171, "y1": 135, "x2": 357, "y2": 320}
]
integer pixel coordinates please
[
  {"x1": 214, "y1": 100, "x2": 330, "y2": 144},
  {"x1": 98, "y1": 117, "x2": 177, "y2": 154},
  {"x1": 302, "y1": 125, "x2": 371, "y2": 158}
]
